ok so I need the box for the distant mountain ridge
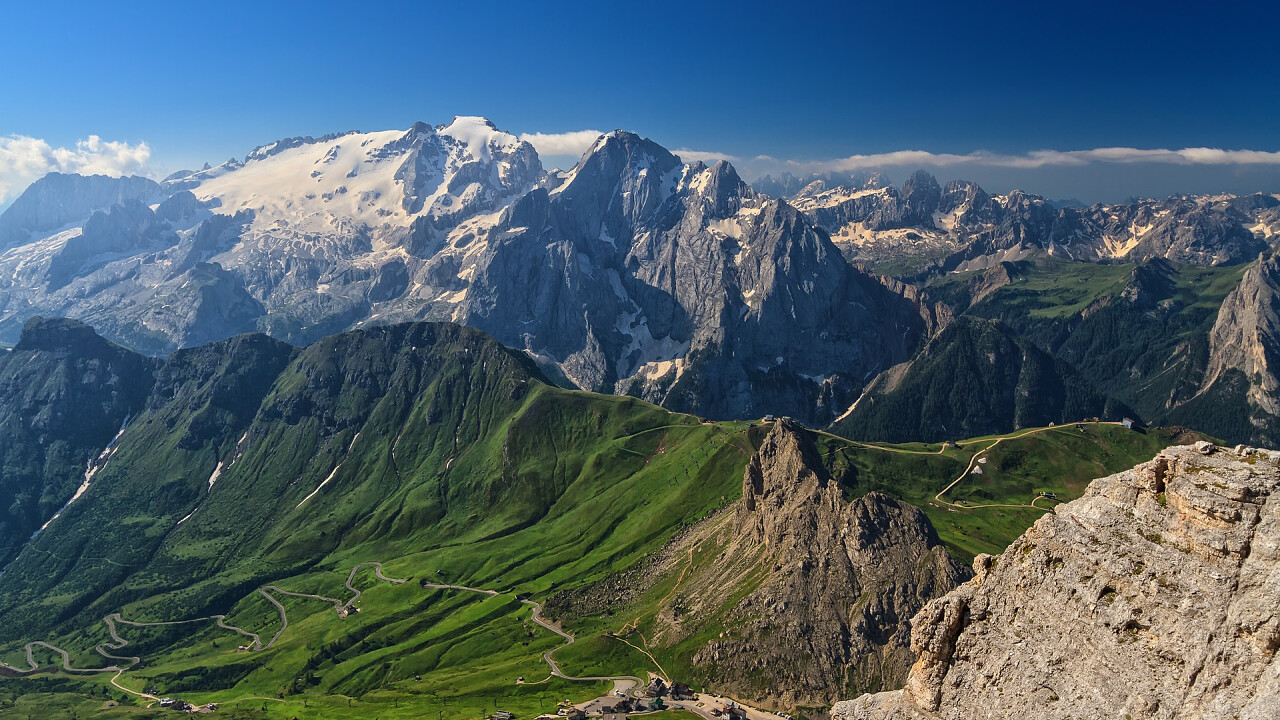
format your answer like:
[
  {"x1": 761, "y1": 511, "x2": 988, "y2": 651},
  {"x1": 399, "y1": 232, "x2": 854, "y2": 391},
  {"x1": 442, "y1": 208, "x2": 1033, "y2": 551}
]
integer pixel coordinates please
[
  {"x1": 781, "y1": 170, "x2": 1278, "y2": 276},
  {"x1": 0, "y1": 118, "x2": 1276, "y2": 433},
  {"x1": 0, "y1": 172, "x2": 159, "y2": 250}
]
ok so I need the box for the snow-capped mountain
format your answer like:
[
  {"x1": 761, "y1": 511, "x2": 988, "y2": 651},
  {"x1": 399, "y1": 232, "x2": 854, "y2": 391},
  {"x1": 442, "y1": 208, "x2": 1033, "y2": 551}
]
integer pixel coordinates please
[
  {"x1": 0, "y1": 119, "x2": 922, "y2": 423},
  {"x1": 1, "y1": 118, "x2": 1276, "y2": 424},
  {"x1": 0, "y1": 118, "x2": 542, "y2": 348}
]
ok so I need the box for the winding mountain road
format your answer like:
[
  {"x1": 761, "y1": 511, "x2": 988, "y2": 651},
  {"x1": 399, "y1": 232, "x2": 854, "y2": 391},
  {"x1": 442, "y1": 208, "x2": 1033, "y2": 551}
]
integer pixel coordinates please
[
  {"x1": 256, "y1": 588, "x2": 290, "y2": 649},
  {"x1": 421, "y1": 581, "x2": 647, "y2": 689},
  {"x1": 261, "y1": 585, "x2": 344, "y2": 614},
  {"x1": 1, "y1": 559, "x2": 407, "y2": 696},
  {"x1": 259, "y1": 560, "x2": 408, "y2": 621},
  {"x1": 932, "y1": 422, "x2": 1120, "y2": 509}
]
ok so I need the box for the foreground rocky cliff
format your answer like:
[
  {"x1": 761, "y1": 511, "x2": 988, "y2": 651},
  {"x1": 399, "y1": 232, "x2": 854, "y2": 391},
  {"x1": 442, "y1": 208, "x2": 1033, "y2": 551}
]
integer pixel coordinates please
[{"x1": 832, "y1": 442, "x2": 1280, "y2": 720}]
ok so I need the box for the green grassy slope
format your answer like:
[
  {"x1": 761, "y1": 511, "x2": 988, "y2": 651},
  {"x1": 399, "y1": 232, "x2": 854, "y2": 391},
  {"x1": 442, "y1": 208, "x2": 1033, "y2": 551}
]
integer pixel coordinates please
[
  {"x1": 0, "y1": 317, "x2": 157, "y2": 570},
  {"x1": 0, "y1": 319, "x2": 1201, "y2": 718},
  {"x1": 818, "y1": 423, "x2": 1195, "y2": 558},
  {"x1": 0, "y1": 321, "x2": 753, "y2": 718}
]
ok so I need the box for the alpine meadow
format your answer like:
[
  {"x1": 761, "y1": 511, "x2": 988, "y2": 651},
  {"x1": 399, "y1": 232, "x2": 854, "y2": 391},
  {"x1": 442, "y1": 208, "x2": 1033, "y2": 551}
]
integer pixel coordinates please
[{"x1": 1, "y1": 3, "x2": 1278, "y2": 719}]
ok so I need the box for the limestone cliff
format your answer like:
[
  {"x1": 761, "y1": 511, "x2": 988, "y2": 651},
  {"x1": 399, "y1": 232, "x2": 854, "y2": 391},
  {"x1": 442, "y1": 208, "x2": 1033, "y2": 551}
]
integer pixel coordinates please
[
  {"x1": 1203, "y1": 252, "x2": 1280, "y2": 418},
  {"x1": 832, "y1": 442, "x2": 1280, "y2": 720},
  {"x1": 654, "y1": 421, "x2": 969, "y2": 707}
]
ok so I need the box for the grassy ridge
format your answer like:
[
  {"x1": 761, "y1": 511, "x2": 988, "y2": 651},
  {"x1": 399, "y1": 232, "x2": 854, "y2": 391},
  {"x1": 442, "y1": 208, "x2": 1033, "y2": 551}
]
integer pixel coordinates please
[
  {"x1": 0, "y1": 323, "x2": 756, "y2": 717},
  {"x1": 0, "y1": 320, "x2": 1198, "y2": 718}
]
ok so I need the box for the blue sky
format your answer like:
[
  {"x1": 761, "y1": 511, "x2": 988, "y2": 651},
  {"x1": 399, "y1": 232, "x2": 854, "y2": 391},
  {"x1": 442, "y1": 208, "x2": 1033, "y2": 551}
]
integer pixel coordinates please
[{"x1": 2, "y1": 0, "x2": 1278, "y2": 203}]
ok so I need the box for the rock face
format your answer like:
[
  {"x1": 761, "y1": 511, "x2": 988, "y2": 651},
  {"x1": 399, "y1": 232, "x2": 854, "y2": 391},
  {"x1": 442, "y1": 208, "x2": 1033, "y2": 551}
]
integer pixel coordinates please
[
  {"x1": 1204, "y1": 251, "x2": 1280, "y2": 418},
  {"x1": 832, "y1": 443, "x2": 1280, "y2": 720},
  {"x1": 650, "y1": 421, "x2": 969, "y2": 706},
  {"x1": 457, "y1": 134, "x2": 923, "y2": 422},
  {"x1": 0, "y1": 173, "x2": 159, "y2": 250},
  {"x1": 786, "y1": 173, "x2": 1276, "y2": 275}
]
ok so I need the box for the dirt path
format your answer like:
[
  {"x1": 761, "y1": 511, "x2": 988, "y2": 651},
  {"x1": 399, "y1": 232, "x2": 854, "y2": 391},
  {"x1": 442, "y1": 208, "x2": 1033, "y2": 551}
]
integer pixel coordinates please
[
  {"x1": 931, "y1": 422, "x2": 1120, "y2": 509},
  {"x1": 3, "y1": 560, "x2": 405, "y2": 684},
  {"x1": 422, "y1": 581, "x2": 649, "y2": 688}
]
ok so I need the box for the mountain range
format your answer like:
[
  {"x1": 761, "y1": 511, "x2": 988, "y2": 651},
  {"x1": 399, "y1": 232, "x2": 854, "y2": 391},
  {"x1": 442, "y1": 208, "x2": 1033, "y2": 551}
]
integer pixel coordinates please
[{"x1": 1, "y1": 117, "x2": 1277, "y2": 444}]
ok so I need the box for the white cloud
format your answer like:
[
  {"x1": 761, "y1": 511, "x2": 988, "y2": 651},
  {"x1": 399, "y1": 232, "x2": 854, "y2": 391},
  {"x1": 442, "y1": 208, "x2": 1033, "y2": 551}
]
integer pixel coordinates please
[
  {"x1": 787, "y1": 146, "x2": 1280, "y2": 174},
  {"x1": 515, "y1": 130, "x2": 1280, "y2": 181},
  {"x1": 0, "y1": 134, "x2": 151, "y2": 204},
  {"x1": 518, "y1": 129, "x2": 605, "y2": 158}
]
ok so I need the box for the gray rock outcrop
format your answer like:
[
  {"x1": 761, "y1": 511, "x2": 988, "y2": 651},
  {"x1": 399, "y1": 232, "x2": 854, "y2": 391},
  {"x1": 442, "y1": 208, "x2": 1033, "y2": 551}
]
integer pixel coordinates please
[
  {"x1": 1204, "y1": 251, "x2": 1280, "y2": 416},
  {"x1": 650, "y1": 421, "x2": 969, "y2": 706},
  {"x1": 832, "y1": 443, "x2": 1280, "y2": 720},
  {"x1": 0, "y1": 173, "x2": 159, "y2": 250}
]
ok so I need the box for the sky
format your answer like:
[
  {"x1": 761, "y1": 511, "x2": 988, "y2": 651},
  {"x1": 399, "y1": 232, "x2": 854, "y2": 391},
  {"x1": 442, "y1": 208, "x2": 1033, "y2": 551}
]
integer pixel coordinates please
[{"x1": 1, "y1": 0, "x2": 1278, "y2": 205}]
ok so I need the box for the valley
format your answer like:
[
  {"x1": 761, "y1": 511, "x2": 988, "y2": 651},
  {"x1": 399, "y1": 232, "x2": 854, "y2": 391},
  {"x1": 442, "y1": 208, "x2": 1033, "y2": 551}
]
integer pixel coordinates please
[
  {"x1": 5, "y1": 5, "x2": 1278, "y2": 717},
  {"x1": 0, "y1": 317, "x2": 1201, "y2": 719}
]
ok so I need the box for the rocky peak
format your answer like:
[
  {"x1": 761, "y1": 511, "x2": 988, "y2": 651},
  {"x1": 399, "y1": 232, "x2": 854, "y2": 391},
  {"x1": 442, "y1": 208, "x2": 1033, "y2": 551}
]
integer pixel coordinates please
[
  {"x1": 1121, "y1": 257, "x2": 1178, "y2": 308},
  {"x1": 14, "y1": 316, "x2": 116, "y2": 355},
  {"x1": 741, "y1": 421, "x2": 954, "y2": 558},
  {"x1": 397, "y1": 118, "x2": 542, "y2": 218},
  {"x1": 738, "y1": 419, "x2": 837, "y2": 544},
  {"x1": 1204, "y1": 251, "x2": 1280, "y2": 415},
  {"x1": 901, "y1": 170, "x2": 943, "y2": 217},
  {"x1": 692, "y1": 160, "x2": 751, "y2": 217},
  {"x1": 557, "y1": 130, "x2": 682, "y2": 225},
  {"x1": 1228, "y1": 192, "x2": 1280, "y2": 214},
  {"x1": 0, "y1": 172, "x2": 160, "y2": 249},
  {"x1": 938, "y1": 179, "x2": 989, "y2": 215},
  {"x1": 833, "y1": 442, "x2": 1280, "y2": 720},
  {"x1": 688, "y1": 420, "x2": 970, "y2": 705}
]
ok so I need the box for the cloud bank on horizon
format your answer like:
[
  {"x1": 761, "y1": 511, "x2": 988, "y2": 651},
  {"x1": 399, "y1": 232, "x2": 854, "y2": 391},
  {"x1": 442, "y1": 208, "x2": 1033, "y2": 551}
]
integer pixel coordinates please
[
  {"x1": 521, "y1": 128, "x2": 1280, "y2": 176},
  {"x1": 3, "y1": 127, "x2": 1278, "y2": 208},
  {"x1": 0, "y1": 134, "x2": 151, "y2": 204}
]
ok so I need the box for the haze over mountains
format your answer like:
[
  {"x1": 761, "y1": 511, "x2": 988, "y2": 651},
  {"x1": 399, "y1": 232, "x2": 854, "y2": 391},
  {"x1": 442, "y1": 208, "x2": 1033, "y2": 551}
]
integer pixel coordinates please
[{"x1": 1, "y1": 117, "x2": 1277, "y2": 446}]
